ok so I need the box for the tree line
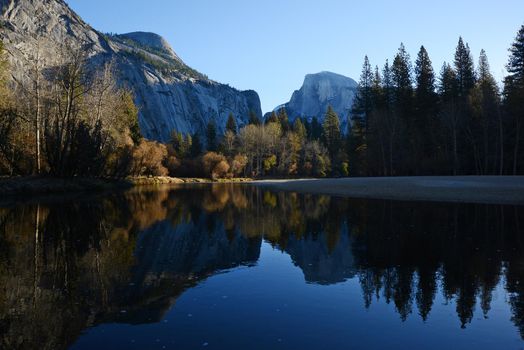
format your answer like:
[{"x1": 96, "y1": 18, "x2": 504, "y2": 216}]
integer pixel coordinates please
[
  {"x1": 165, "y1": 25, "x2": 524, "y2": 178},
  {"x1": 1, "y1": 24, "x2": 523, "y2": 179},
  {"x1": 348, "y1": 27, "x2": 524, "y2": 176}
]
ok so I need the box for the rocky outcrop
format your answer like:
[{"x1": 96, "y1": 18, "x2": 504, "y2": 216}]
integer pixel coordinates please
[
  {"x1": 271, "y1": 71, "x2": 357, "y2": 131},
  {"x1": 0, "y1": 0, "x2": 262, "y2": 142},
  {"x1": 284, "y1": 228, "x2": 356, "y2": 285}
]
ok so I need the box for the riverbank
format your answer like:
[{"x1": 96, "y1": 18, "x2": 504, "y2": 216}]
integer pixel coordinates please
[
  {"x1": 255, "y1": 176, "x2": 524, "y2": 205},
  {"x1": 0, "y1": 176, "x2": 252, "y2": 197}
]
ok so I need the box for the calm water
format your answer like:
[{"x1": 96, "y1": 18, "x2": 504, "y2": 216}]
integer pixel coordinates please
[{"x1": 1, "y1": 184, "x2": 524, "y2": 349}]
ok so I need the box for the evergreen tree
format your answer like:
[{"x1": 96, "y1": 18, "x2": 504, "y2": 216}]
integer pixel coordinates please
[
  {"x1": 454, "y1": 37, "x2": 476, "y2": 100},
  {"x1": 439, "y1": 63, "x2": 459, "y2": 103},
  {"x1": 414, "y1": 46, "x2": 438, "y2": 171},
  {"x1": 190, "y1": 133, "x2": 202, "y2": 157},
  {"x1": 352, "y1": 55, "x2": 374, "y2": 130},
  {"x1": 206, "y1": 120, "x2": 217, "y2": 151},
  {"x1": 438, "y1": 62, "x2": 460, "y2": 174},
  {"x1": 226, "y1": 113, "x2": 237, "y2": 134},
  {"x1": 348, "y1": 57, "x2": 377, "y2": 175},
  {"x1": 381, "y1": 60, "x2": 398, "y2": 175},
  {"x1": 293, "y1": 117, "x2": 307, "y2": 144},
  {"x1": 372, "y1": 65, "x2": 383, "y2": 103},
  {"x1": 504, "y1": 25, "x2": 524, "y2": 174},
  {"x1": 248, "y1": 110, "x2": 261, "y2": 125},
  {"x1": 182, "y1": 134, "x2": 192, "y2": 157},
  {"x1": 266, "y1": 111, "x2": 278, "y2": 124},
  {"x1": 392, "y1": 43, "x2": 414, "y2": 172},
  {"x1": 170, "y1": 131, "x2": 184, "y2": 157},
  {"x1": 415, "y1": 46, "x2": 437, "y2": 118},
  {"x1": 277, "y1": 107, "x2": 290, "y2": 133},
  {"x1": 507, "y1": 25, "x2": 524, "y2": 84},
  {"x1": 392, "y1": 43, "x2": 413, "y2": 115},
  {"x1": 470, "y1": 49, "x2": 501, "y2": 174},
  {"x1": 310, "y1": 116, "x2": 322, "y2": 140},
  {"x1": 322, "y1": 105, "x2": 342, "y2": 164},
  {"x1": 366, "y1": 65, "x2": 387, "y2": 175},
  {"x1": 453, "y1": 37, "x2": 476, "y2": 173}
]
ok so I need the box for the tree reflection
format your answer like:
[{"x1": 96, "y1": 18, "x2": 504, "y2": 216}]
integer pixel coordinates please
[{"x1": 0, "y1": 185, "x2": 523, "y2": 348}]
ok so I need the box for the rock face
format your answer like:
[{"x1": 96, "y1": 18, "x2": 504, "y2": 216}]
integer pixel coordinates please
[
  {"x1": 284, "y1": 228, "x2": 356, "y2": 285},
  {"x1": 0, "y1": 0, "x2": 262, "y2": 142},
  {"x1": 271, "y1": 71, "x2": 357, "y2": 131}
]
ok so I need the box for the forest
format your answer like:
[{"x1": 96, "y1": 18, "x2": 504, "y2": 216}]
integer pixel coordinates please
[{"x1": 0, "y1": 25, "x2": 523, "y2": 179}]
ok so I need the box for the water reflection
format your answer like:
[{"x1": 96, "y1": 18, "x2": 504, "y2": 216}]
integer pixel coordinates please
[{"x1": 0, "y1": 184, "x2": 523, "y2": 349}]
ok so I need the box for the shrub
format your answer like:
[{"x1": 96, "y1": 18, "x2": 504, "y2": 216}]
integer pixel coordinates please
[
  {"x1": 202, "y1": 152, "x2": 230, "y2": 179},
  {"x1": 131, "y1": 139, "x2": 168, "y2": 176},
  {"x1": 230, "y1": 154, "x2": 248, "y2": 177}
]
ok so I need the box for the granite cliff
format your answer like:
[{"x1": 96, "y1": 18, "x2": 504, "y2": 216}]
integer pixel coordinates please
[
  {"x1": 271, "y1": 71, "x2": 357, "y2": 131},
  {"x1": 0, "y1": 0, "x2": 262, "y2": 142}
]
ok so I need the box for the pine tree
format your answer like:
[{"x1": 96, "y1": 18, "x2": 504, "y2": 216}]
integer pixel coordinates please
[
  {"x1": 206, "y1": 120, "x2": 217, "y2": 151},
  {"x1": 277, "y1": 107, "x2": 290, "y2": 133},
  {"x1": 367, "y1": 65, "x2": 386, "y2": 175},
  {"x1": 170, "y1": 131, "x2": 184, "y2": 156},
  {"x1": 226, "y1": 113, "x2": 237, "y2": 134},
  {"x1": 372, "y1": 65, "x2": 382, "y2": 103},
  {"x1": 248, "y1": 110, "x2": 261, "y2": 125},
  {"x1": 453, "y1": 37, "x2": 477, "y2": 174},
  {"x1": 414, "y1": 46, "x2": 438, "y2": 171},
  {"x1": 504, "y1": 25, "x2": 524, "y2": 174},
  {"x1": 392, "y1": 43, "x2": 413, "y2": 113},
  {"x1": 352, "y1": 55, "x2": 374, "y2": 130},
  {"x1": 470, "y1": 49, "x2": 501, "y2": 174},
  {"x1": 454, "y1": 37, "x2": 476, "y2": 100},
  {"x1": 392, "y1": 43, "x2": 414, "y2": 172},
  {"x1": 382, "y1": 60, "x2": 397, "y2": 175},
  {"x1": 415, "y1": 46, "x2": 437, "y2": 117},
  {"x1": 349, "y1": 56, "x2": 374, "y2": 175},
  {"x1": 322, "y1": 105, "x2": 341, "y2": 165},
  {"x1": 507, "y1": 25, "x2": 524, "y2": 84},
  {"x1": 182, "y1": 134, "x2": 192, "y2": 157},
  {"x1": 190, "y1": 133, "x2": 202, "y2": 157},
  {"x1": 293, "y1": 118, "x2": 307, "y2": 144},
  {"x1": 310, "y1": 117, "x2": 322, "y2": 140},
  {"x1": 266, "y1": 111, "x2": 278, "y2": 124},
  {"x1": 439, "y1": 62, "x2": 460, "y2": 174}
]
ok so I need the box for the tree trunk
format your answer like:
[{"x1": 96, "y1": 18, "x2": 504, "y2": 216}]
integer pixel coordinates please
[
  {"x1": 498, "y1": 108, "x2": 504, "y2": 175},
  {"x1": 35, "y1": 67, "x2": 41, "y2": 175},
  {"x1": 513, "y1": 118, "x2": 521, "y2": 175},
  {"x1": 453, "y1": 125, "x2": 458, "y2": 176}
]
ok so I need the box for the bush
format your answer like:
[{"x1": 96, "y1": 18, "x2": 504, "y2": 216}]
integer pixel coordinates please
[
  {"x1": 230, "y1": 154, "x2": 248, "y2": 177},
  {"x1": 164, "y1": 145, "x2": 180, "y2": 176},
  {"x1": 131, "y1": 139, "x2": 168, "y2": 176},
  {"x1": 213, "y1": 160, "x2": 230, "y2": 179},
  {"x1": 202, "y1": 152, "x2": 230, "y2": 179}
]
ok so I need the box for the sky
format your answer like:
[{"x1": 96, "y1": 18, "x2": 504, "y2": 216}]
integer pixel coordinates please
[{"x1": 66, "y1": 0, "x2": 524, "y2": 113}]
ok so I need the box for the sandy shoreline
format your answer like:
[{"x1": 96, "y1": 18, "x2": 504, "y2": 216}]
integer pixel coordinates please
[{"x1": 254, "y1": 176, "x2": 524, "y2": 205}]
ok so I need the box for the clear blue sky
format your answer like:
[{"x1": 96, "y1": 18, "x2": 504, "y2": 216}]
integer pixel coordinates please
[{"x1": 66, "y1": 0, "x2": 524, "y2": 113}]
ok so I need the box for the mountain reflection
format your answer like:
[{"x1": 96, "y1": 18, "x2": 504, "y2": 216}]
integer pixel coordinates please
[{"x1": 0, "y1": 184, "x2": 523, "y2": 349}]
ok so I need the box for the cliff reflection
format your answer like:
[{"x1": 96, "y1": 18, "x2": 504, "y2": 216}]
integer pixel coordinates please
[{"x1": 0, "y1": 185, "x2": 523, "y2": 349}]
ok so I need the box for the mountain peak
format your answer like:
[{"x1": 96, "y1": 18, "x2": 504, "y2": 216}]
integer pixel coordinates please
[
  {"x1": 118, "y1": 31, "x2": 180, "y2": 61},
  {"x1": 269, "y1": 71, "x2": 358, "y2": 131},
  {"x1": 304, "y1": 71, "x2": 358, "y2": 88}
]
